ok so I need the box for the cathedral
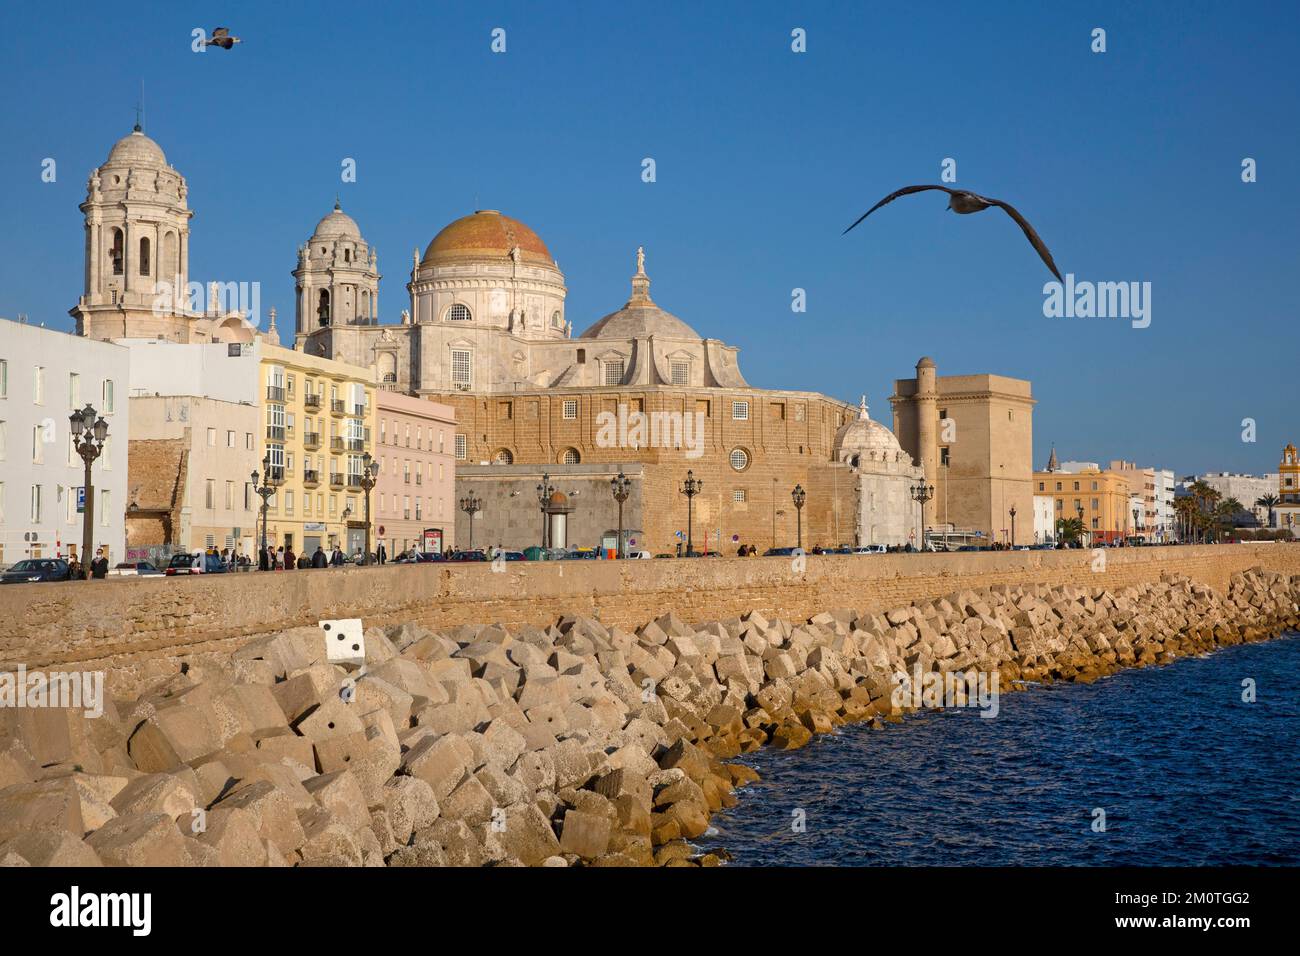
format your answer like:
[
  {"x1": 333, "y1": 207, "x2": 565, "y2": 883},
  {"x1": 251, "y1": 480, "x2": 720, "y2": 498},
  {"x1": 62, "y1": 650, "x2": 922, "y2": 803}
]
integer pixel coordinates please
[{"x1": 70, "y1": 126, "x2": 1034, "y2": 554}]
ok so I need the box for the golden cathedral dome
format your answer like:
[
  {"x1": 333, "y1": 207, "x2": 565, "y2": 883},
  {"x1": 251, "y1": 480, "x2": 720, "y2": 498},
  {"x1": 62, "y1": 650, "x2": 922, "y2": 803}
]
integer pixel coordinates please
[{"x1": 421, "y1": 210, "x2": 553, "y2": 267}]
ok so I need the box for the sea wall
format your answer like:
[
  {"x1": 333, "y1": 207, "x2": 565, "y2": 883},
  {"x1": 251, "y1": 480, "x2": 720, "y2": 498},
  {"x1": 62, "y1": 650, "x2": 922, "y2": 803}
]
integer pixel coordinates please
[
  {"x1": 5, "y1": 545, "x2": 1300, "y2": 685},
  {"x1": 0, "y1": 565, "x2": 1297, "y2": 867}
]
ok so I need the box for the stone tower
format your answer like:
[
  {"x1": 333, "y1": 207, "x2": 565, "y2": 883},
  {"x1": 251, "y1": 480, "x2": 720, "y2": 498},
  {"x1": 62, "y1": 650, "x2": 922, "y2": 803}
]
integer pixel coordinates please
[
  {"x1": 71, "y1": 125, "x2": 194, "y2": 339},
  {"x1": 293, "y1": 200, "x2": 380, "y2": 348}
]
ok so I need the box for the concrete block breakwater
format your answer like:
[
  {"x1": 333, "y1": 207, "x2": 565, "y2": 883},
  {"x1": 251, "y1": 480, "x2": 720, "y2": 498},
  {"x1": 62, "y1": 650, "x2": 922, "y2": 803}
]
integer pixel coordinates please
[{"x1": 0, "y1": 566, "x2": 1296, "y2": 866}]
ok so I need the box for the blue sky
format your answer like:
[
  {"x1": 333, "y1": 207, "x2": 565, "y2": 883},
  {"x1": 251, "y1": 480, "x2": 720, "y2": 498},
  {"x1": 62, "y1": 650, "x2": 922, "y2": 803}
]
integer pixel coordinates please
[{"x1": 1, "y1": 1, "x2": 1296, "y2": 476}]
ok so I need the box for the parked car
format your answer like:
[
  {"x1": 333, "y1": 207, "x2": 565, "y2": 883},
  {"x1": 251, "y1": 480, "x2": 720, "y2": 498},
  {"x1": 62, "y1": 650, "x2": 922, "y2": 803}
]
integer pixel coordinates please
[
  {"x1": 446, "y1": 550, "x2": 487, "y2": 562},
  {"x1": 165, "y1": 552, "x2": 228, "y2": 575},
  {"x1": 522, "y1": 546, "x2": 550, "y2": 561},
  {"x1": 1, "y1": 558, "x2": 73, "y2": 584},
  {"x1": 108, "y1": 561, "x2": 164, "y2": 577},
  {"x1": 764, "y1": 547, "x2": 797, "y2": 557},
  {"x1": 626, "y1": 550, "x2": 653, "y2": 560}
]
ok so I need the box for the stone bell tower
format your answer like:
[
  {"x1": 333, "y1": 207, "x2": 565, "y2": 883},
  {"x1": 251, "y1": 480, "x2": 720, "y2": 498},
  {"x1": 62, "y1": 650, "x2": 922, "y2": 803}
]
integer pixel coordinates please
[
  {"x1": 71, "y1": 125, "x2": 194, "y2": 340},
  {"x1": 293, "y1": 200, "x2": 381, "y2": 349}
]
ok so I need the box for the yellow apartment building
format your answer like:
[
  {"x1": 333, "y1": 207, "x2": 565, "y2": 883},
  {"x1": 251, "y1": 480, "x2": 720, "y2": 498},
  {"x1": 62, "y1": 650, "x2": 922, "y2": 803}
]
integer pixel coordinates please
[
  {"x1": 1034, "y1": 465, "x2": 1130, "y2": 545},
  {"x1": 258, "y1": 343, "x2": 377, "y2": 557}
]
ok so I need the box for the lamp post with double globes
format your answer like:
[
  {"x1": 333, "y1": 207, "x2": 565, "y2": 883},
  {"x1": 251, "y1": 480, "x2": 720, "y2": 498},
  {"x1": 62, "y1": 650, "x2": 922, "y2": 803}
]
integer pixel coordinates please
[
  {"x1": 1008, "y1": 505, "x2": 1017, "y2": 548},
  {"x1": 791, "y1": 484, "x2": 807, "y2": 550},
  {"x1": 69, "y1": 405, "x2": 109, "y2": 579},
  {"x1": 251, "y1": 454, "x2": 279, "y2": 571},
  {"x1": 359, "y1": 452, "x2": 380, "y2": 564},
  {"x1": 610, "y1": 470, "x2": 631, "y2": 559},
  {"x1": 536, "y1": 471, "x2": 555, "y2": 551},
  {"x1": 460, "y1": 492, "x2": 482, "y2": 552},
  {"x1": 1077, "y1": 503, "x2": 1086, "y2": 549},
  {"x1": 680, "y1": 470, "x2": 702, "y2": 556},
  {"x1": 910, "y1": 482, "x2": 934, "y2": 552}
]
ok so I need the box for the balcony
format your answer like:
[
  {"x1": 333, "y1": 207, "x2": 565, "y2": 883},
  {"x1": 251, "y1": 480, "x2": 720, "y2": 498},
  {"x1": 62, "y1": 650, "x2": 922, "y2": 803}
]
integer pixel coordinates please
[
  {"x1": 346, "y1": 429, "x2": 371, "y2": 452},
  {"x1": 415, "y1": 473, "x2": 423, "y2": 486},
  {"x1": 403, "y1": 474, "x2": 411, "y2": 484},
  {"x1": 303, "y1": 431, "x2": 321, "y2": 450},
  {"x1": 331, "y1": 437, "x2": 345, "y2": 452},
  {"x1": 266, "y1": 425, "x2": 286, "y2": 441},
  {"x1": 329, "y1": 473, "x2": 344, "y2": 489},
  {"x1": 305, "y1": 394, "x2": 321, "y2": 410},
  {"x1": 351, "y1": 403, "x2": 366, "y2": 417},
  {"x1": 330, "y1": 399, "x2": 346, "y2": 415},
  {"x1": 347, "y1": 475, "x2": 364, "y2": 491},
  {"x1": 303, "y1": 469, "x2": 320, "y2": 487},
  {"x1": 266, "y1": 385, "x2": 285, "y2": 402}
]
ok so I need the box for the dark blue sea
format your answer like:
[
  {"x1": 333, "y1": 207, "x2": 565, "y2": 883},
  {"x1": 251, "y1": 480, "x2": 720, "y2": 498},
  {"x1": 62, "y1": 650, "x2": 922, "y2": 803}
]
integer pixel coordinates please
[{"x1": 696, "y1": 632, "x2": 1300, "y2": 866}]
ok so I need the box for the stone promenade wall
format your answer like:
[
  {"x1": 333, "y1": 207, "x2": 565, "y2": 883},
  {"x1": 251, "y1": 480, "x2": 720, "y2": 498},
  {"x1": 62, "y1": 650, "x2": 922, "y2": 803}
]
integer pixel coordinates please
[{"x1": 5, "y1": 545, "x2": 1300, "y2": 680}]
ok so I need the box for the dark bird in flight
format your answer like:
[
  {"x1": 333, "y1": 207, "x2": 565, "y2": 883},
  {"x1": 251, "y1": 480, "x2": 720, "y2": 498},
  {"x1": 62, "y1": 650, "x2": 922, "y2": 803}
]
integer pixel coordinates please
[
  {"x1": 205, "y1": 27, "x2": 242, "y2": 50},
  {"x1": 843, "y1": 185, "x2": 1062, "y2": 281}
]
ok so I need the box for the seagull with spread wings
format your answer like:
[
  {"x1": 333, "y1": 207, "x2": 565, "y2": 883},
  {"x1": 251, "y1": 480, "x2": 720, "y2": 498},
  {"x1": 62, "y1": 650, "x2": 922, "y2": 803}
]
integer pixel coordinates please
[{"x1": 843, "y1": 185, "x2": 1062, "y2": 281}]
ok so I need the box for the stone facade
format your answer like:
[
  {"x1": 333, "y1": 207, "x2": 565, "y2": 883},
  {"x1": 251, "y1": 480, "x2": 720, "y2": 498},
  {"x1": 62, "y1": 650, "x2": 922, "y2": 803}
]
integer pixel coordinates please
[{"x1": 891, "y1": 358, "x2": 1035, "y2": 546}]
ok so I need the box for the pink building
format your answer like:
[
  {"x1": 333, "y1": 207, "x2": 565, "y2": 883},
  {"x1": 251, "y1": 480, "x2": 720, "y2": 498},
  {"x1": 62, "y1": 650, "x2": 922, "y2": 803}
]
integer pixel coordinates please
[{"x1": 374, "y1": 391, "x2": 456, "y2": 556}]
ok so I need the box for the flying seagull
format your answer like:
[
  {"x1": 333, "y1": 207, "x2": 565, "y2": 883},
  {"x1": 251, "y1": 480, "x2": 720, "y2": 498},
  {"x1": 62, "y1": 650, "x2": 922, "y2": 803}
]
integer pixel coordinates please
[
  {"x1": 843, "y1": 185, "x2": 1062, "y2": 281},
  {"x1": 206, "y1": 27, "x2": 242, "y2": 50}
]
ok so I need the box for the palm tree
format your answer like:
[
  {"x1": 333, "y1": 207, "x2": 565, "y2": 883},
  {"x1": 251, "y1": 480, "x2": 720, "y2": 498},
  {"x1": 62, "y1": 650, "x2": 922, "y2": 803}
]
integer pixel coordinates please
[
  {"x1": 1055, "y1": 516, "x2": 1084, "y2": 546},
  {"x1": 1216, "y1": 498, "x2": 1244, "y2": 539},
  {"x1": 1256, "y1": 493, "x2": 1279, "y2": 528},
  {"x1": 1173, "y1": 496, "x2": 1199, "y2": 543}
]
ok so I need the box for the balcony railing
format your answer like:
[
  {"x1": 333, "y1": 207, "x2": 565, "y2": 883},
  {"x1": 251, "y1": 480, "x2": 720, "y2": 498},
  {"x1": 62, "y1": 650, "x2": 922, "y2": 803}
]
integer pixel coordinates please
[
  {"x1": 303, "y1": 469, "x2": 320, "y2": 486},
  {"x1": 303, "y1": 432, "x2": 321, "y2": 449},
  {"x1": 347, "y1": 437, "x2": 367, "y2": 452},
  {"x1": 330, "y1": 437, "x2": 345, "y2": 452},
  {"x1": 330, "y1": 400, "x2": 346, "y2": 415},
  {"x1": 403, "y1": 474, "x2": 411, "y2": 484},
  {"x1": 329, "y1": 473, "x2": 344, "y2": 488},
  {"x1": 347, "y1": 475, "x2": 364, "y2": 490},
  {"x1": 266, "y1": 425, "x2": 285, "y2": 441},
  {"x1": 305, "y1": 394, "x2": 321, "y2": 409},
  {"x1": 266, "y1": 385, "x2": 285, "y2": 402},
  {"x1": 415, "y1": 473, "x2": 423, "y2": 485}
]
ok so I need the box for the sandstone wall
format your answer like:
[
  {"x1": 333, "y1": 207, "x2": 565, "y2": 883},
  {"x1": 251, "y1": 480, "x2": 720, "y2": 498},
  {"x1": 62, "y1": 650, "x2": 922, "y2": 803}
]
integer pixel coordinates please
[{"x1": 5, "y1": 544, "x2": 1300, "y2": 680}]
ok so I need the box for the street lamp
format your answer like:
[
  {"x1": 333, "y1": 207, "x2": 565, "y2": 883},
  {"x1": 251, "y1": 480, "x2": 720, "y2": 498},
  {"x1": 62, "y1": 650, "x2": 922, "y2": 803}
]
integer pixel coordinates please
[
  {"x1": 535, "y1": 471, "x2": 555, "y2": 550},
  {"x1": 460, "y1": 491, "x2": 482, "y2": 551},
  {"x1": 359, "y1": 452, "x2": 380, "y2": 564},
  {"x1": 69, "y1": 404, "x2": 109, "y2": 579},
  {"x1": 1132, "y1": 506, "x2": 1139, "y2": 544},
  {"x1": 610, "y1": 470, "x2": 631, "y2": 559},
  {"x1": 1008, "y1": 505, "x2": 1017, "y2": 548},
  {"x1": 910, "y1": 482, "x2": 934, "y2": 552},
  {"x1": 680, "y1": 470, "x2": 702, "y2": 556},
  {"x1": 1076, "y1": 503, "x2": 1086, "y2": 548},
  {"x1": 251, "y1": 453, "x2": 279, "y2": 570},
  {"x1": 791, "y1": 484, "x2": 807, "y2": 550}
]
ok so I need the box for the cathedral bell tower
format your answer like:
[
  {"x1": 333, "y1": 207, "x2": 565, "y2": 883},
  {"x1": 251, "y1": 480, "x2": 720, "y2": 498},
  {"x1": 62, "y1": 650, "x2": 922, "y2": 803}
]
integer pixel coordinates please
[
  {"x1": 293, "y1": 200, "x2": 380, "y2": 349},
  {"x1": 71, "y1": 125, "x2": 194, "y2": 340}
]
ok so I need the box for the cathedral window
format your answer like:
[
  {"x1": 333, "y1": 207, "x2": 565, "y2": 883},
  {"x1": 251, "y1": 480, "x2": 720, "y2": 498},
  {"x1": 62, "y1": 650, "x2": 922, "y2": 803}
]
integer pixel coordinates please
[
  {"x1": 454, "y1": 435, "x2": 467, "y2": 460},
  {"x1": 603, "y1": 359, "x2": 624, "y2": 386},
  {"x1": 731, "y1": 401, "x2": 750, "y2": 421},
  {"x1": 317, "y1": 290, "x2": 331, "y2": 325},
  {"x1": 733, "y1": 489, "x2": 747, "y2": 503},
  {"x1": 941, "y1": 447, "x2": 950, "y2": 466},
  {"x1": 494, "y1": 449, "x2": 514, "y2": 464},
  {"x1": 450, "y1": 349, "x2": 472, "y2": 386},
  {"x1": 670, "y1": 360, "x2": 689, "y2": 385},
  {"x1": 730, "y1": 448, "x2": 750, "y2": 471},
  {"x1": 139, "y1": 237, "x2": 151, "y2": 276},
  {"x1": 446, "y1": 303, "x2": 472, "y2": 322},
  {"x1": 562, "y1": 400, "x2": 578, "y2": 420},
  {"x1": 561, "y1": 448, "x2": 580, "y2": 465},
  {"x1": 552, "y1": 311, "x2": 563, "y2": 328}
]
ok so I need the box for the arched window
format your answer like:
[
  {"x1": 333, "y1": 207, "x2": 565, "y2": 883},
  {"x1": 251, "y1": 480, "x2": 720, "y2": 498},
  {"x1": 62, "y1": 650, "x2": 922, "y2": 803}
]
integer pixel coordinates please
[
  {"x1": 109, "y1": 229, "x2": 124, "y2": 276},
  {"x1": 552, "y1": 310, "x2": 563, "y2": 328},
  {"x1": 360, "y1": 290, "x2": 370, "y2": 320},
  {"x1": 493, "y1": 449, "x2": 514, "y2": 464},
  {"x1": 561, "y1": 448, "x2": 581, "y2": 465},
  {"x1": 344, "y1": 248, "x2": 352, "y2": 263},
  {"x1": 446, "y1": 303, "x2": 472, "y2": 322},
  {"x1": 378, "y1": 352, "x2": 397, "y2": 384},
  {"x1": 139, "y1": 237, "x2": 151, "y2": 277},
  {"x1": 317, "y1": 289, "x2": 331, "y2": 326},
  {"x1": 730, "y1": 448, "x2": 750, "y2": 471}
]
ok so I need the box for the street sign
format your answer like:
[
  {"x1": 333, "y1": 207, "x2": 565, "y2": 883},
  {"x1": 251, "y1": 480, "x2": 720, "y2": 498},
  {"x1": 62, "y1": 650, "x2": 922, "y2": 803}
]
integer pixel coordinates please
[
  {"x1": 674, "y1": 530, "x2": 684, "y2": 539},
  {"x1": 76, "y1": 487, "x2": 85, "y2": 514}
]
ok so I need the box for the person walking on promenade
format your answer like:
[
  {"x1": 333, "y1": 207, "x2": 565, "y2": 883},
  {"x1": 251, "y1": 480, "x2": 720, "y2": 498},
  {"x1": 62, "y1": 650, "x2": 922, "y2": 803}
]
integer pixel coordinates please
[
  {"x1": 330, "y1": 546, "x2": 345, "y2": 567},
  {"x1": 285, "y1": 545, "x2": 296, "y2": 570},
  {"x1": 90, "y1": 549, "x2": 109, "y2": 579},
  {"x1": 377, "y1": 541, "x2": 387, "y2": 565},
  {"x1": 312, "y1": 546, "x2": 327, "y2": 568}
]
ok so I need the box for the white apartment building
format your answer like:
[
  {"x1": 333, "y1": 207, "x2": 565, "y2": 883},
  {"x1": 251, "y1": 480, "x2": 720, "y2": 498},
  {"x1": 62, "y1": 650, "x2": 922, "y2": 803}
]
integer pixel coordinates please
[
  {"x1": 1190, "y1": 472, "x2": 1280, "y2": 527},
  {"x1": 0, "y1": 319, "x2": 129, "y2": 566},
  {"x1": 1032, "y1": 494, "x2": 1056, "y2": 544},
  {"x1": 1154, "y1": 469, "x2": 1176, "y2": 541}
]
